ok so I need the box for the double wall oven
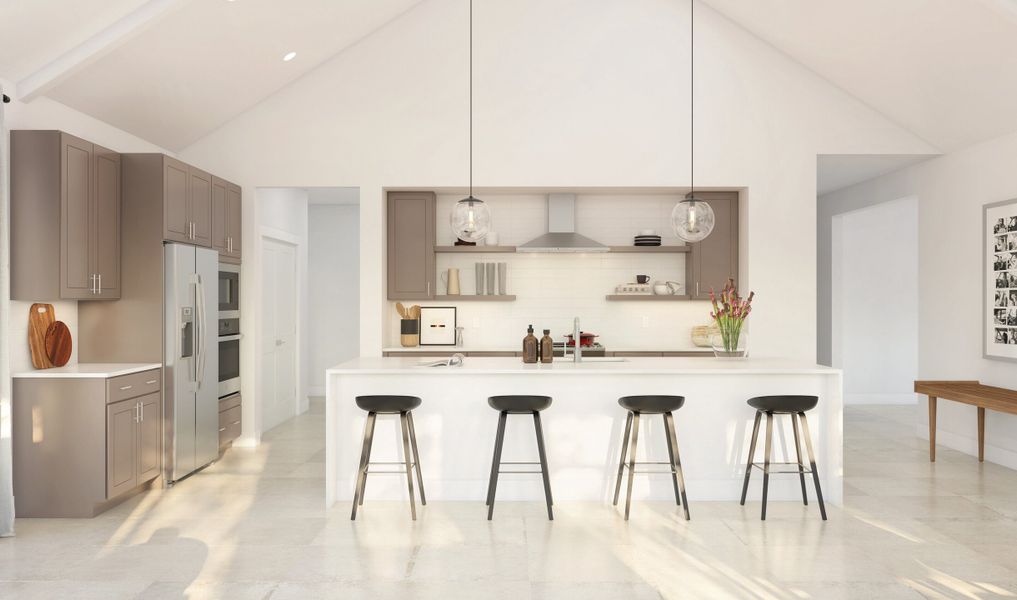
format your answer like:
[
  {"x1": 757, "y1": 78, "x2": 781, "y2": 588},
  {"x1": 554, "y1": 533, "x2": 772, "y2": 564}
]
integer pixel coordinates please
[{"x1": 218, "y1": 264, "x2": 241, "y2": 398}]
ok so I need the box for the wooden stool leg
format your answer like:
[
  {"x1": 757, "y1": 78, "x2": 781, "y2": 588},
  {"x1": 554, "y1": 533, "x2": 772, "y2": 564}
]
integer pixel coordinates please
[
  {"x1": 761, "y1": 411, "x2": 773, "y2": 521},
  {"x1": 929, "y1": 396, "x2": 937, "y2": 462},
  {"x1": 662, "y1": 413, "x2": 681, "y2": 507},
  {"x1": 351, "y1": 412, "x2": 376, "y2": 520},
  {"x1": 407, "y1": 411, "x2": 426, "y2": 505},
  {"x1": 487, "y1": 412, "x2": 508, "y2": 520},
  {"x1": 399, "y1": 412, "x2": 417, "y2": 520},
  {"x1": 665, "y1": 411, "x2": 691, "y2": 521},
  {"x1": 791, "y1": 413, "x2": 809, "y2": 506},
  {"x1": 978, "y1": 407, "x2": 986, "y2": 462},
  {"x1": 740, "y1": 411, "x2": 762, "y2": 506},
  {"x1": 613, "y1": 411, "x2": 633, "y2": 506},
  {"x1": 624, "y1": 412, "x2": 640, "y2": 520},
  {"x1": 798, "y1": 411, "x2": 827, "y2": 521},
  {"x1": 533, "y1": 412, "x2": 554, "y2": 520}
]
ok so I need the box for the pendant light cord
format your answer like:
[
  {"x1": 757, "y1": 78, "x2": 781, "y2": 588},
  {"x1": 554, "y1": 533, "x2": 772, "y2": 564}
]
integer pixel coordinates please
[
  {"x1": 469, "y1": 0, "x2": 473, "y2": 198},
  {"x1": 689, "y1": 0, "x2": 694, "y2": 199}
]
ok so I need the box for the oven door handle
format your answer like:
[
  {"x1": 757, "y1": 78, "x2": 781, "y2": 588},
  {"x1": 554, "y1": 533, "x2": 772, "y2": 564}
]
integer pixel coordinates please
[{"x1": 219, "y1": 334, "x2": 243, "y2": 342}]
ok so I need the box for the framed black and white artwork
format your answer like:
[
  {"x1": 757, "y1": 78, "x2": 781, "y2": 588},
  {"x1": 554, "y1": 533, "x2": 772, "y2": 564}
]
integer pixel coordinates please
[
  {"x1": 984, "y1": 198, "x2": 1017, "y2": 361},
  {"x1": 419, "y1": 306, "x2": 457, "y2": 346}
]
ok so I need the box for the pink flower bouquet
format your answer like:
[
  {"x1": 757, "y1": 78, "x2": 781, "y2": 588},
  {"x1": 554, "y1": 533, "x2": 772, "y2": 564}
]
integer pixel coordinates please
[{"x1": 709, "y1": 279, "x2": 754, "y2": 356}]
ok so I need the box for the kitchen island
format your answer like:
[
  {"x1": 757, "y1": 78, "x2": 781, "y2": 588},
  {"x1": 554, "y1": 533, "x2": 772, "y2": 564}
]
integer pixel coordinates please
[{"x1": 325, "y1": 357, "x2": 842, "y2": 508}]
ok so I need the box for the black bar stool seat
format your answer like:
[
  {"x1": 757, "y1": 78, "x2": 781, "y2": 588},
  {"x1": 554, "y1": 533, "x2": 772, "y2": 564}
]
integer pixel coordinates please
[
  {"x1": 489, "y1": 395, "x2": 552, "y2": 412},
  {"x1": 613, "y1": 395, "x2": 690, "y2": 520},
  {"x1": 486, "y1": 395, "x2": 554, "y2": 520},
  {"x1": 351, "y1": 395, "x2": 425, "y2": 521},
  {"x1": 747, "y1": 395, "x2": 817, "y2": 414},
  {"x1": 356, "y1": 395, "x2": 422, "y2": 413},
  {"x1": 740, "y1": 394, "x2": 827, "y2": 521},
  {"x1": 619, "y1": 395, "x2": 685, "y2": 414}
]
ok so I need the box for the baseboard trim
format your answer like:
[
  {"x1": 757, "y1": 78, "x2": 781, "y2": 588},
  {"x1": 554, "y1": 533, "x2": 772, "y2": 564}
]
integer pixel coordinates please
[
  {"x1": 916, "y1": 424, "x2": 1017, "y2": 471},
  {"x1": 844, "y1": 393, "x2": 916, "y2": 406},
  {"x1": 307, "y1": 385, "x2": 325, "y2": 397}
]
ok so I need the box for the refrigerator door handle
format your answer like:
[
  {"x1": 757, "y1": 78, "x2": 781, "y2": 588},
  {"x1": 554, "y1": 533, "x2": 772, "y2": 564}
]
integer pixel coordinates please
[{"x1": 195, "y1": 274, "x2": 207, "y2": 389}]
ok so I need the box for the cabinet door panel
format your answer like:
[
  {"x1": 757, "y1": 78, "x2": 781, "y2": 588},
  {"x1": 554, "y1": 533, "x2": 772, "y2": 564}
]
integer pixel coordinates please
[
  {"x1": 93, "y1": 145, "x2": 121, "y2": 299},
  {"x1": 387, "y1": 192, "x2": 435, "y2": 299},
  {"x1": 189, "y1": 167, "x2": 213, "y2": 247},
  {"x1": 106, "y1": 399, "x2": 138, "y2": 499},
  {"x1": 137, "y1": 393, "x2": 161, "y2": 483},
  {"x1": 61, "y1": 135, "x2": 93, "y2": 298},
  {"x1": 226, "y1": 183, "x2": 242, "y2": 259},
  {"x1": 211, "y1": 176, "x2": 228, "y2": 253},
  {"x1": 688, "y1": 193, "x2": 738, "y2": 300},
  {"x1": 164, "y1": 158, "x2": 190, "y2": 243}
]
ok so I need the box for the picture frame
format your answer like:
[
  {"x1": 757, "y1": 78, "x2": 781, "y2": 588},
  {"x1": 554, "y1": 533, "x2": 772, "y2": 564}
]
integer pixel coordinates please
[
  {"x1": 983, "y1": 198, "x2": 1017, "y2": 361},
  {"x1": 419, "y1": 306, "x2": 458, "y2": 346}
]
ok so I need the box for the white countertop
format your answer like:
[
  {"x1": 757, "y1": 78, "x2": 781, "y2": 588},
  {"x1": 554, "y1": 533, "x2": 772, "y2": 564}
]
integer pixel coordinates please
[
  {"x1": 13, "y1": 363, "x2": 162, "y2": 379},
  {"x1": 382, "y1": 347, "x2": 712, "y2": 353},
  {"x1": 329, "y1": 356, "x2": 839, "y2": 376}
]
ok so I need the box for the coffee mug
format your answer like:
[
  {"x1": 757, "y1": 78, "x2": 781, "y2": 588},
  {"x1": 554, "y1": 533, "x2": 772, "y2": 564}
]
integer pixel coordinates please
[{"x1": 636, "y1": 275, "x2": 650, "y2": 284}]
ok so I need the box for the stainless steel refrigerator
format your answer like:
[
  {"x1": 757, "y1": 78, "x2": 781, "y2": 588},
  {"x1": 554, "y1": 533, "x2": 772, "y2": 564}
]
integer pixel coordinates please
[{"x1": 163, "y1": 243, "x2": 219, "y2": 483}]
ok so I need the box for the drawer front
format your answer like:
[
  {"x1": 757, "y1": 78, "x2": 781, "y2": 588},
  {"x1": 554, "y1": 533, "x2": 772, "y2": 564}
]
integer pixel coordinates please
[
  {"x1": 218, "y1": 392, "x2": 242, "y2": 412},
  {"x1": 107, "y1": 369, "x2": 161, "y2": 404},
  {"x1": 219, "y1": 405, "x2": 242, "y2": 447}
]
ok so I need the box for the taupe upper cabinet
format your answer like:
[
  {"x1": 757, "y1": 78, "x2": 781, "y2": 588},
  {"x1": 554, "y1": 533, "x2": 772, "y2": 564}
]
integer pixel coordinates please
[
  {"x1": 387, "y1": 191, "x2": 436, "y2": 300},
  {"x1": 212, "y1": 176, "x2": 242, "y2": 263},
  {"x1": 686, "y1": 192, "x2": 739, "y2": 300},
  {"x1": 11, "y1": 130, "x2": 121, "y2": 301},
  {"x1": 162, "y1": 156, "x2": 212, "y2": 247}
]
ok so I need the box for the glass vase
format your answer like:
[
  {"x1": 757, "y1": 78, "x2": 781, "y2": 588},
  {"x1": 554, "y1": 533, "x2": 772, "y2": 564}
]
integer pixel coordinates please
[{"x1": 711, "y1": 330, "x2": 748, "y2": 358}]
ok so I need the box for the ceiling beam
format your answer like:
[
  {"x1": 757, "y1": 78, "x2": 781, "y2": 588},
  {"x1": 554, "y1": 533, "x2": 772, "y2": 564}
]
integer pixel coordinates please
[{"x1": 16, "y1": 0, "x2": 183, "y2": 102}]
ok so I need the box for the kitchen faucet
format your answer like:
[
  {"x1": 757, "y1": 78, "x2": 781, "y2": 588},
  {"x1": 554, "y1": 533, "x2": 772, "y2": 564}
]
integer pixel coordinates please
[{"x1": 569, "y1": 316, "x2": 582, "y2": 363}]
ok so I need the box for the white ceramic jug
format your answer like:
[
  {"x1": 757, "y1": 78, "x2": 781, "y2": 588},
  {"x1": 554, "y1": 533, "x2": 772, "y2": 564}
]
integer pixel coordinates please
[{"x1": 442, "y1": 268, "x2": 461, "y2": 295}]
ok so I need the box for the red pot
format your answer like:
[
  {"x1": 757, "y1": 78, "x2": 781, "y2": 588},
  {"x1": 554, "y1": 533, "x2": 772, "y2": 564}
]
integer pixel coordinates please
[{"x1": 565, "y1": 332, "x2": 599, "y2": 347}]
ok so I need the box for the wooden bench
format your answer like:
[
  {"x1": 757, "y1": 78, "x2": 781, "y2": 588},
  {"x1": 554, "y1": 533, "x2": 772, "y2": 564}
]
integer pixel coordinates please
[{"x1": 914, "y1": 380, "x2": 1017, "y2": 462}]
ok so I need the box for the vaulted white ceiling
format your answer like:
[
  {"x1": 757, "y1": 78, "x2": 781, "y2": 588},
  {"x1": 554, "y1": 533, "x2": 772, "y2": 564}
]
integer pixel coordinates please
[
  {"x1": 1, "y1": 0, "x2": 424, "y2": 151},
  {"x1": 701, "y1": 0, "x2": 1017, "y2": 152}
]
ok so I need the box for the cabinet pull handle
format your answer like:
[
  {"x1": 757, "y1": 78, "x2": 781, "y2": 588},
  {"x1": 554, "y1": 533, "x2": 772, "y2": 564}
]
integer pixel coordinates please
[
  {"x1": 119, "y1": 385, "x2": 133, "y2": 391},
  {"x1": 140, "y1": 402, "x2": 144, "y2": 421},
  {"x1": 90, "y1": 274, "x2": 97, "y2": 294},
  {"x1": 98, "y1": 273, "x2": 102, "y2": 295},
  {"x1": 135, "y1": 403, "x2": 140, "y2": 423},
  {"x1": 145, "y1": 380, "x2": 157, "y2": 385},
  {"x1": 231, "y1": 421, "x2": 240, "y2": 426},
  {"x1": 219, "y1": 427, "x2": 227, "y2": 433},
  {"x1": 427, "y1": 281, "x2": 430, "y2": 296}
]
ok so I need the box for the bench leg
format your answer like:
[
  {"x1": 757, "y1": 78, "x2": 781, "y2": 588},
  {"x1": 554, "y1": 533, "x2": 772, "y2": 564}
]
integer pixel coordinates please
[
  {"x1": 928, "y1": 396, "x2": 937, "y2": 462},
  {"x1": 978, "y1": 406, "x2": 985, "y2": 463}
]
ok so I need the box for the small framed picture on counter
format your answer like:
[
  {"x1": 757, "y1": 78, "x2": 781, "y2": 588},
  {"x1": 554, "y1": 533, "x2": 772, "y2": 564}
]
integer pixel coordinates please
[{"x1": 420, "y1": 306, "x2": 457, "y2": 346}]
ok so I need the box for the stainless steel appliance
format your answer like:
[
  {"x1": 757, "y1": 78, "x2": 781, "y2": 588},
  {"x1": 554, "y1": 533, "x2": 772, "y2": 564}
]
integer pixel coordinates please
[
  {"x1": 219, "y1": 263, "x2": 240, "y2": 315},
  {"x1": 164, "y1": 243, "x2": 219, "y2": 483},
  {"x1": 218, "y1": 314, "x2": 241, "y2": 398}
]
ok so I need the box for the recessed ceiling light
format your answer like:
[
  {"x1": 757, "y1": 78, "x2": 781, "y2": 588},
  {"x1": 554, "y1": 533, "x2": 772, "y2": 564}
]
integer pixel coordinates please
[{"x1": 282, "y1": 51, "x2": 297, "y2": 62}]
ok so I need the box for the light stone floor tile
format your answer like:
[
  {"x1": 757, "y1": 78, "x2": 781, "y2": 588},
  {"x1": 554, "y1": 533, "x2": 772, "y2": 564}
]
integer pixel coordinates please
[{"x1": 3, "y1": 401, "x2": 1017, "y2": 598}]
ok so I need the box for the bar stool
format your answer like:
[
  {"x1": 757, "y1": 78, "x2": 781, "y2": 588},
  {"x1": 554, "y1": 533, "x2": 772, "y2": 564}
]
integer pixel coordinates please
[
  {"x1": 739, "y1": 395, "x2": 827, "y2": 520},
  {"x1": 486, "y1": 395, "x2": 554, "y2": 520},
  {"x1": 612, "y1": 395, "x2": 691, "y2": 520},
  {"x1": 351, "y1": 395, "x2": 426, "y2": 520}
]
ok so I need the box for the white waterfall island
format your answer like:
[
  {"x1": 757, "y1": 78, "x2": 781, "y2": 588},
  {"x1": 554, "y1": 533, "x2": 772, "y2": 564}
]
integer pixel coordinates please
[{"x1": 325, "y1": 357, "x2": 842, "y2": 508}]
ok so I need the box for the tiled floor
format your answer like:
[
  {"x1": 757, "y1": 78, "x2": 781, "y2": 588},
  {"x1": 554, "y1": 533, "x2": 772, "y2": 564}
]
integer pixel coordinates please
[{"x1": 4, "y1": 401, "x2": 1017, "y2": 599}]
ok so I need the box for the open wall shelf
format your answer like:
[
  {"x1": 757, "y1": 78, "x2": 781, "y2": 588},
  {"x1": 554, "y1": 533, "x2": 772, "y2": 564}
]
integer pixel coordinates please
[{"x1": 605, "y1": 294, "x2": 693, "y2": 301}]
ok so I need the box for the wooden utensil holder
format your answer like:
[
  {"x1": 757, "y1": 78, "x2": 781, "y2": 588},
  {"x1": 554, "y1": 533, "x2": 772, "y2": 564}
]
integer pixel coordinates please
[{"x1": 400, "y1": 318, "x2": 420, "y2": 347}]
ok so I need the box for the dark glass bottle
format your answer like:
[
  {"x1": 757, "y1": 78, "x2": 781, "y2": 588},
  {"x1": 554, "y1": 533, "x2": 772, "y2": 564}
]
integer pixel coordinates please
[
  {"x1": 540, "y1": 329, "x2": 553, "y2": 363},
  {"x1": 522, "y1": 325, "x2": 538, "y2": 364}
]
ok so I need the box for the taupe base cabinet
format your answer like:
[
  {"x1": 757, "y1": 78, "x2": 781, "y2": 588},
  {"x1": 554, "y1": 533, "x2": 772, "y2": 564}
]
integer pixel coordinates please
[
  {"x1": 219, "y1": 392, "x2": 242, "y2": 452},
  {"x1": 12, "y1": 366, "x2": 162, "y2": 517}
]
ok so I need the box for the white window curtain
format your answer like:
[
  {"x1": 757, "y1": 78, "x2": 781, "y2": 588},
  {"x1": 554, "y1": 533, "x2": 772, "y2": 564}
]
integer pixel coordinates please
[{"x1": 0, "y1": 88, "x2": 15, "y2": 537}]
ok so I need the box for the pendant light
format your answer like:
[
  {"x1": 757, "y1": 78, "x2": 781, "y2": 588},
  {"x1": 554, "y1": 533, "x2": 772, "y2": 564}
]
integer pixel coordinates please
[
  {"x1": 450, "y1": 0, "x2": 492, "y2": 243},
  {"x1": 672, "y1": 0, "x2": 715, "y2": 243}
]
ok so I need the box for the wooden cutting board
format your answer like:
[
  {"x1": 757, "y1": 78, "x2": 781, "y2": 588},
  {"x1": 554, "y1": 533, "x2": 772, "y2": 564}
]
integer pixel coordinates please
[
  {"x1": 44, "y1": 321, "x2": 72, "y2": 367},
  {"x1": 28, "y1": 303, "x2": 56, "y2": 369}
]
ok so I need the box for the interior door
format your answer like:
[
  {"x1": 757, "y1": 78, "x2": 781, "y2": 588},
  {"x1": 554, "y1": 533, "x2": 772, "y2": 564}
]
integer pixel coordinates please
[{"x1": 261, "y1": 238, "x2": 298, "y2": 432}]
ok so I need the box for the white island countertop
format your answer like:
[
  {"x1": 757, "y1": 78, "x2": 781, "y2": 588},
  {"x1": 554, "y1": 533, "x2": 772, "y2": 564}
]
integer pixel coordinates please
[
  {"x1": 13, "y1": 363, "x2": 163, "y2": 379},
  {"x1": 329, "y1": 356, "x2": 839, "y2": 376}
]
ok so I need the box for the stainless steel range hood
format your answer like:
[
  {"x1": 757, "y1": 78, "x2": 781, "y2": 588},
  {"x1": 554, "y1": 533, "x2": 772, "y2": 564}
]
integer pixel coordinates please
[{"x1": 517, "y1": 193, "x2": 609, "y2": 253}]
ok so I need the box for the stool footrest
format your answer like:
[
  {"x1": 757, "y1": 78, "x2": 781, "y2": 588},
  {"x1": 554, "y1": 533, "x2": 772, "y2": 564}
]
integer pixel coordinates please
[{"x1": 750, "y1": 461, "x2": 813, "y2": 474}]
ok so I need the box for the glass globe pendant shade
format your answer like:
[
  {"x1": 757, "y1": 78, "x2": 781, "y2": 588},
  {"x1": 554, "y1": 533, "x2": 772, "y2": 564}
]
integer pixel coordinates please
[
  {"x1": 671, "y1": 195, "x2": 715, "y2": 243},
  {"x1": 450, "y1": 195, "x2": 491, "y2": 243}
]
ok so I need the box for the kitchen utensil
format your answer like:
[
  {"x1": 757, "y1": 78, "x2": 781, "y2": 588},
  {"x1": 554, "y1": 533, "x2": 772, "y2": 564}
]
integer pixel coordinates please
[
  {"x1": 441, "y1": 268, "x2": 461, "y2": 295},
  {"x1": 397, "y1": 302, "x2": 408, "y2": 318},
  {"x1": 28, "y1": 303, "x2": 56, "y2": 369},
  {"x1": 475, "y1": 263, "x2": 486, "y2": 295},
  {"x1": 486, "y1": 263, "x2": 496, "y2": 295},
  {"x1": 401, "y1": 318, "x2": 420, "y2": 347},
  {"x1": 485, "y1": 232, "x2": 500, "y2": 245},
  {"x1": 636, "y1": 275, "x2": 650, "y2": 284},
  {"x1": 44, "y1": 321, "x2": 72, "y2": 367},
  {"x1": 411, "y1": 305, "x2": 420, "y2": 319},
  {"x1": 497, "y1": 262, "x2": 507, "y2": 295}
]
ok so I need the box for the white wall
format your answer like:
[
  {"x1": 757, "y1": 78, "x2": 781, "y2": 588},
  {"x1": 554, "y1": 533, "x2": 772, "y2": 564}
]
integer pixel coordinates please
[
  {"x1": 178, "y1": 0, "x2": 935, "y2": 363},
  {"x1": 818, "y1": 128, "x2": 1017, "y2": 468},
  {"x1": 1, "y1": 90, "x2": 171, "y2": 375},
  {"x1": 309, "y1": 203, "x2": 360, "y2": 392},
  {"x1": 830, "y1": 196, "x2": 918, "y2": 405}
]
